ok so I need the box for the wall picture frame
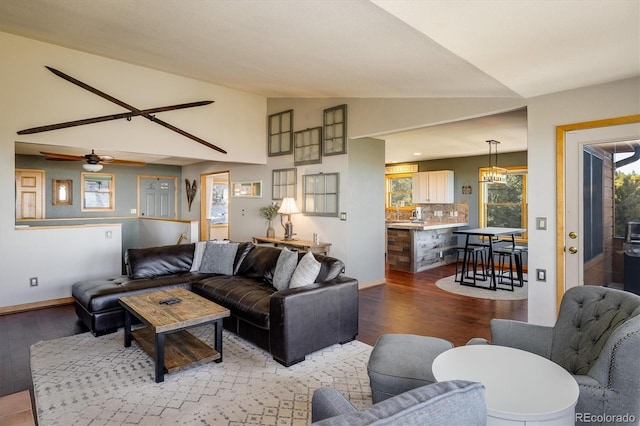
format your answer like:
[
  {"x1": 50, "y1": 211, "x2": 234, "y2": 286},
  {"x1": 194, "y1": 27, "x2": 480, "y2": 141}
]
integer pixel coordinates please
[{"x1": 52, "y1": 179, "x2": 73, "y2": 205}]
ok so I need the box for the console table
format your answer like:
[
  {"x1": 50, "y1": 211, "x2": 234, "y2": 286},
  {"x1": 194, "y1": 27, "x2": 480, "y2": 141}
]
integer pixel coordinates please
[
  {"x1": 433, "y1": 345, "x2": 579, "y2": 425},
  {"x1": 252, "y1": 236, "x2": 331, "y2": 255}
]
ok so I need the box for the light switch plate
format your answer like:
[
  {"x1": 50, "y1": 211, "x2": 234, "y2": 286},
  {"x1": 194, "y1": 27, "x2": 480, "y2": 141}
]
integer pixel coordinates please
[{"x1": 536, "y1": 217, "x2": 547, "y2": 230}]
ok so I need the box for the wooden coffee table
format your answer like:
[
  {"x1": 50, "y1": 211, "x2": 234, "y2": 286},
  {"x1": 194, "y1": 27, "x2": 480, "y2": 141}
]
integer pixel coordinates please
[{"x1": 119, "y1": 288, "x2": 230, "y2": 383}]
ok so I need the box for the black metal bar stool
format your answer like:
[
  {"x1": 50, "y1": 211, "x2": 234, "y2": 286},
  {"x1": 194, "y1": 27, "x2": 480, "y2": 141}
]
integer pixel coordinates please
[
  {"x1": 493, "y1": 246, "x2": 524, "y2": 291},
  {"x1": 455, "y1": 245, "x2": 489, "y2": 285}
]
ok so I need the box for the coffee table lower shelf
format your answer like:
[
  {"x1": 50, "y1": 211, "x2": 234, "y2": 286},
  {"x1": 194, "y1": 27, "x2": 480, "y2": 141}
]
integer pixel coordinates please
[{"x1": 132, "y1": 327, "x2": 221, "y2": 374}]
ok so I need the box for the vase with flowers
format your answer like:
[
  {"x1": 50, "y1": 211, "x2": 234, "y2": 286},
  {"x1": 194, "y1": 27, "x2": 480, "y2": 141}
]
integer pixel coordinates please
[{"x1": 259, "y1": 202, "x2": 280, "y2": 238}]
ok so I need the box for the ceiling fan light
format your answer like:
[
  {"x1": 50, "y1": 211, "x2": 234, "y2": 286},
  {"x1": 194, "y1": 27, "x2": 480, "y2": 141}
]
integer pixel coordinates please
[{"x1": 83, "y1": 163, "x2": 103, "y2": 172}]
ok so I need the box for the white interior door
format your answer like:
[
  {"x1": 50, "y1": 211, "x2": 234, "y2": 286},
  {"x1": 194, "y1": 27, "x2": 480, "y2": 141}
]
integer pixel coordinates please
[{"x1": 564, "y1": 121, "x2": 640, "y2": 290}]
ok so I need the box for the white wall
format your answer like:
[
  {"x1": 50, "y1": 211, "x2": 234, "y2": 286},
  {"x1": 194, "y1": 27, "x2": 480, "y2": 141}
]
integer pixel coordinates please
[
  {"x1": 7, "y1": 225, "x2": 122, "y2": 306},
  {"x1": 0, "y1": 32, "x2": 266, "y2": 308},
  {"x1": 526, "y1": 77, "x2": 640, "y2": 325}
]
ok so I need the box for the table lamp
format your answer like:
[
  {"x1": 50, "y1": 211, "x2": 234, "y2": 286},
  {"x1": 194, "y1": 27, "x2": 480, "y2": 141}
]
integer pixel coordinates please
[{"x1": 278, "y1": 197, "x2": 299, "y2": 240}]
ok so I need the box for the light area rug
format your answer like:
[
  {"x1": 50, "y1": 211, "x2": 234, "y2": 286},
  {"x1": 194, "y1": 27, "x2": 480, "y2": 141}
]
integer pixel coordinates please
[
  {"x1": 31, "y1": 326, "x2": 373, "y2": 425},
  {"x1": 435, "y1": 274, "x2": 528, "y2": 300}
]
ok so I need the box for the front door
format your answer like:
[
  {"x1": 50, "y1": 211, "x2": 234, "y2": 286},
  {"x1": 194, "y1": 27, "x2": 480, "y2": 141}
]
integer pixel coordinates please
[
  {"x1": 139, "y1": 176, "x2": 177, "y2": 218},
  {"x1": 558, "y1": 116, "x2": 640, "y2": 308}
]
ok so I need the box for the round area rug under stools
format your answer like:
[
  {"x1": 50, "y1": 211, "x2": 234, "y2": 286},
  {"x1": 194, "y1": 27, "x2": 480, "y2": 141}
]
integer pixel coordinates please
[
  {"x1": 367, "y1": 333, "x2": 454, "y2": 404},
  {"x1": 435, "y1": 274, "x2": 528, "y2": 301}
]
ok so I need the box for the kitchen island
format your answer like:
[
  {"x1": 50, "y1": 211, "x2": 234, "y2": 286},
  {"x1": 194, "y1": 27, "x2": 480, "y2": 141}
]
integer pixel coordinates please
[{"x1": 386, "y1": 221, "x2": 468, "y2": 273}]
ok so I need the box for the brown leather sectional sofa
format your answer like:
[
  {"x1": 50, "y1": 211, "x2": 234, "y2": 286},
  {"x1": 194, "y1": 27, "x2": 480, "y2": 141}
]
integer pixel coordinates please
[{"x1": 72, "y1": 242, "x2": 359, "y2": 366}]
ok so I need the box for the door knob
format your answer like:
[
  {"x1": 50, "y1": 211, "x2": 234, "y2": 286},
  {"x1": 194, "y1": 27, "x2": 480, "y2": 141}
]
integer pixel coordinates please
[
  {"x1": 569, "y1": 231, "x2": 578, "y2": 239},
  {"x1": 569, "y1": 246, "x2": 578, "y2": 254}
]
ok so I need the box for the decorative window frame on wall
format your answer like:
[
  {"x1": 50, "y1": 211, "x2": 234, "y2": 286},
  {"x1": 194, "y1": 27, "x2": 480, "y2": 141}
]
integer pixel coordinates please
[
  {"x1": 52, "y1": 179, "x2": 73, "y2": 206},
  {"x1": 294, "y1": 126, "x2": 323, "y2": 165},
  {"x1": 268, "y1": 109, "x2": 293, "y2": 156},
  {"x1": 272, "y1": 168, "x2": 297, "y2": 200},
  {"x1": 302, "y1": 172, "x2": 339, "y2": 217},
  {"x1": 323, "y1": 104, "x2": 347, "y2": 156}
]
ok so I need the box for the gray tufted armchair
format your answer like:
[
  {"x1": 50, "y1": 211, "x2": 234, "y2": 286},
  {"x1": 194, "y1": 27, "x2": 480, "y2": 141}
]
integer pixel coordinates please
[{"x1": 469, "y1": 285, "x2": 640, "y2": 425}]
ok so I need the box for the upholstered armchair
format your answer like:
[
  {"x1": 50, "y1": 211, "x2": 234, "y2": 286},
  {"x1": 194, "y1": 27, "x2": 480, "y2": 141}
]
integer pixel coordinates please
[
  {"x1": 310, "y1": 380, "x2": 487, "y2": 425},
  {"x1": 469, "y1": 285, "x2": 640, "y2": 425}
]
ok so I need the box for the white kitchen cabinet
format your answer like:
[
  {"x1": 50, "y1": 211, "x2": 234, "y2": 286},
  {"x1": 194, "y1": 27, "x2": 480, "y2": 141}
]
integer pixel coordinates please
[{"x1": 412, "y1": 170, "x2": 454, "y2": 203}]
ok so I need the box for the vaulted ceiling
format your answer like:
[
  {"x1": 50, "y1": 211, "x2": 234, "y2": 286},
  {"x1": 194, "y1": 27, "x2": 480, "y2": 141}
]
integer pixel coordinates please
[{"x1": 2, "y1": 0, "x2": 638, "y2": 162}]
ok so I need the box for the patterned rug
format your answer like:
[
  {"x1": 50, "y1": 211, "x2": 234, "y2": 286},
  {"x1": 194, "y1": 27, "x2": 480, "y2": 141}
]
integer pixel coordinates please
[
  {"x1": 435, "y1": 274, "x2": 528, "y2": 300},
  {"x1": 31, "y1": 326, "x2": 373, "y2": 425}
]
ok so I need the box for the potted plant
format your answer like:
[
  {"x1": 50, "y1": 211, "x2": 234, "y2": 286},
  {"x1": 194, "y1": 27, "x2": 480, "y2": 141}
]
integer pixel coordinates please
[{"x1": 259, "y1": 203, "x2": 280, "y2": 238}]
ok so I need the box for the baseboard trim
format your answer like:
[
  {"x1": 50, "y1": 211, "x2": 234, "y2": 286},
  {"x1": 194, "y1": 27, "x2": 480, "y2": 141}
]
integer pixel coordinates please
[
  {"x1": 0, "y1": 297, "x2": 75, "y2": 316},
  {"x1": 358, "y1": 279, "x2": 385, "y2": 290}
]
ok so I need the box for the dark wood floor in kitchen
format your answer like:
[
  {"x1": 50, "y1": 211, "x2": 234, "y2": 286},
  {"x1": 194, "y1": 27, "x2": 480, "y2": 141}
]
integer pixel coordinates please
[{"x1": 0, "y1": 263, "x2": 527, "y2": 399}]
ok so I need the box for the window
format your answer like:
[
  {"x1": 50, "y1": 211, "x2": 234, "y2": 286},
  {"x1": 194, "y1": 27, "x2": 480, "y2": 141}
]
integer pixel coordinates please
[
  {"x1": 82, "y1": 172, "x2": 114, "y2": 211},
  {"x1": 479, "y1": 167, "x2": 527, "y2": 241},
  {"x1": 303, "y1": 172, "x2": 339, "y2": 216},
  {"x1": 268, "y1": 110, "x2": 293, "y2": 156},
  {"x1": 294, "y1": 127, "x2": 322, "y2": 165},
  {"x1": 272, "y1": 168, "x2": 296, "y2": 200},
  {"x1": 385, "y1": 173, "x2": 413, "y2": 209},
  {"x1": 323, "y1": 104, "x2": 347, "y2": 155}
]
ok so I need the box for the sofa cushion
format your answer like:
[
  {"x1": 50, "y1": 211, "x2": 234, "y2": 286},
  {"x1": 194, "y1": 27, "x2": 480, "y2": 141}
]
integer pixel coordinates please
[
  {"x1": 199, "y1": 241, "x2": 239, "y2": 275},
  {"x1": 126, "y1": 243, "x2": 195, "y2": 279},
  {"x1": 290, "y1": 251, "x2": 321, "y2": 289},
  {"x1": 273, "y1": 248, "x2": 298, "y2": 291},
  {"x1": 192, "y1": 275, "x2": 275, "y2": 328},
  {"x1": 72, "y1": 273, "x2": 210, "y2": 313},
  {"x1": 235, "y1": 245, "x2": 282, "y2": 282}
]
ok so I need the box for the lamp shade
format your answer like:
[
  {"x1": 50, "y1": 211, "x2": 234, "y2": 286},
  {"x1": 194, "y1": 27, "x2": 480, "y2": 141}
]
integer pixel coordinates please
[
  {"x1": 82, "y1": 163, "x2": 103, "y2": 172},
  {"x1": 278, "y1": 197, "x2": 299, "y2": 215}
]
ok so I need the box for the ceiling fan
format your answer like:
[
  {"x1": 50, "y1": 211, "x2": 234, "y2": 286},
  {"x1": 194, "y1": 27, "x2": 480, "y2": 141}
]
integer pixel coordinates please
[{"x1": 40, "y1": 149, "x2": 146, "y2": 172}]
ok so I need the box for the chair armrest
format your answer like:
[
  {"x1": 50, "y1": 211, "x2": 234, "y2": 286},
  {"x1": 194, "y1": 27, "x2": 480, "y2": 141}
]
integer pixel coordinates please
[
  {"x1": 490, "y1": 319, "x2": 554, "y2": 359},
  {"x1": 311, "y1": 387, "x2": 357, "y2": 423}
]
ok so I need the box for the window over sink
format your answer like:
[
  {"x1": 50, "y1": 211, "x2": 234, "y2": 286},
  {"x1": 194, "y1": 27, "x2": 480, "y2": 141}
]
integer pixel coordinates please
[{"x1": 386, "y1": 173, "x2": 413, "y2": 209}]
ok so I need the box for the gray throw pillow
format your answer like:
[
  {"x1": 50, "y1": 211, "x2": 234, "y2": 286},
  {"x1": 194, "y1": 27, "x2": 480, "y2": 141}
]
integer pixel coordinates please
[
  {"x1": 289, "y1": 251, "x2": 321, "y2": 289},
  {"x1": 190, "y1": 241, "x2": 207, "y2": 272},
  {"x1": 273, "y1": 247, "x2": 298, "y2": 291},
  {"x1": 199, "y1": 241, "x2": 239, "y2": 275}
]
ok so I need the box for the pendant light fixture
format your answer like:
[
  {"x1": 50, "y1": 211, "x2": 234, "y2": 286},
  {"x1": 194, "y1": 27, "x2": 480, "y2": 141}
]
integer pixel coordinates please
[{"x1": 480, "y1": 139, "x2": 507, "y2": 184}]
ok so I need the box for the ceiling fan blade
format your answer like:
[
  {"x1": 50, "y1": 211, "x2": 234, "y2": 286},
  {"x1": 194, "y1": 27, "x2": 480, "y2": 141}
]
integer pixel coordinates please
[
  {"x1": 17, "y1": 100, "x2": 214, "y2": 135},
  {"x1": 43, "y1": 66, "x2": 227, "y2": 154},
  {"x1": 40, "y1": 151, "x2": 85, "y2": 161},
  {"x1": 109, "y1": 159, "x2": 146, "y2": 166}
]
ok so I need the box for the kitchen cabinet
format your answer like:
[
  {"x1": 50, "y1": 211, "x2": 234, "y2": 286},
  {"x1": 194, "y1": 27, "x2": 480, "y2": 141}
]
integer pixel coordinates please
[{"x1": 412, "y1": 170, "x2": 454, "y2": 203}]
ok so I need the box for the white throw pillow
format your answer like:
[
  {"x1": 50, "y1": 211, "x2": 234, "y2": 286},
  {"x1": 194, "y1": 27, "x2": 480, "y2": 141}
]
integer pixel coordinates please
[
  {"x1": 190, "y1": 241, "x2": 207, "y2": 272},
  {"x1": 199, "y1": 241, "x2": 239, "y2": 275},
  {"x1": 273, "y1": 248, "x2": 298, "y2": 291},
  {"x1": 289, "y1": 251, "x2": 321, "y2": 289}
]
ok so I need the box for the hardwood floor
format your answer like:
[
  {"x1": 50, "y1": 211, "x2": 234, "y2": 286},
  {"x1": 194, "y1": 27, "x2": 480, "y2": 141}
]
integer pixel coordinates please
[{"x1": 0, "y1": 263, "x2": 526, "y2": 399}]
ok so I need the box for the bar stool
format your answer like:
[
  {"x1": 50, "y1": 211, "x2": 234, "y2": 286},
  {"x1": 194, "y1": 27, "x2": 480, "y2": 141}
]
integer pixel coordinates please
[
  {"x1": 493, "y1": 246, "x2": 524, "y2": 291},
  {"x1": 455, "y1": 245, "x2": 489, "y2": 285}
]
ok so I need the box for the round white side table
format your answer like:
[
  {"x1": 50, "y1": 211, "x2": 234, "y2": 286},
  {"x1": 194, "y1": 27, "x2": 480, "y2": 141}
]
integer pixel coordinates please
[{"x1": 433, "y1": 345, "x2": 579, "y2": 425}]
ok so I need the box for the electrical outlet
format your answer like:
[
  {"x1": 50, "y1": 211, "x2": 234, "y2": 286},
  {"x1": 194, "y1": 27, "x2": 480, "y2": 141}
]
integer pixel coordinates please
[
  {"x1": 340, "y1": 212, "x2": 347, "y2": 221},
  {"x1": 130, "y1": 208, "x2": 137, "y2": 215},
  {"x1": 105, "y1": 230, "x2": 112, "y2": 239},
  {"x1": 30, "y1": 277, "x2": 38, "y2": 287}
]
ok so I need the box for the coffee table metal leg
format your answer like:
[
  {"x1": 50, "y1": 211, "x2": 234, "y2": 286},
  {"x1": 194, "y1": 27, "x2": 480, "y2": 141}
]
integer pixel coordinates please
[
  {"x1": 155, "y1": 332, "x2": 165, "y2": 383},
  {"x1": 124, "y1": 310, "x2": 132, "y2": 347},
  {"x1": 214, "y1": 319, "x2": 223, "y2": 363}
]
